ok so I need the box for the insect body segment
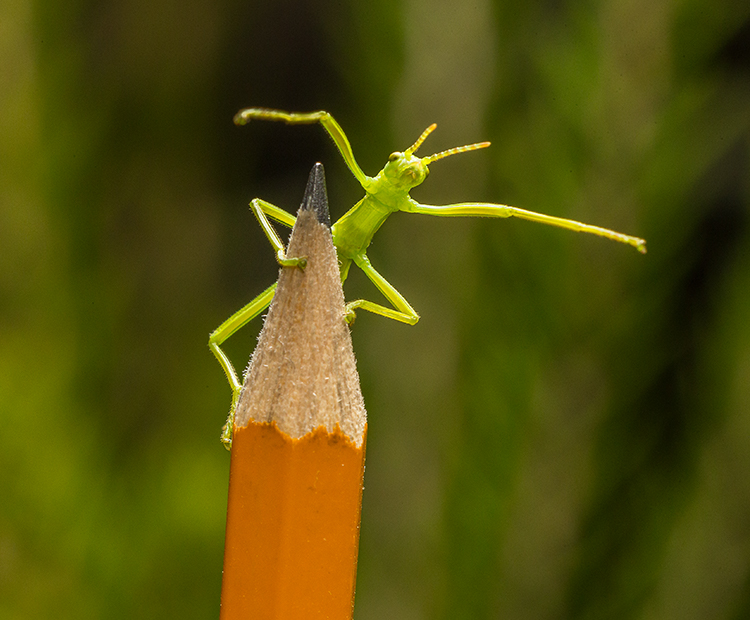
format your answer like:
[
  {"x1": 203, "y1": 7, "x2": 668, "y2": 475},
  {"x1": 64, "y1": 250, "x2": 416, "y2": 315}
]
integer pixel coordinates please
[{"x1": 211, "y1": 108, "x2": 647, "y2": 448}]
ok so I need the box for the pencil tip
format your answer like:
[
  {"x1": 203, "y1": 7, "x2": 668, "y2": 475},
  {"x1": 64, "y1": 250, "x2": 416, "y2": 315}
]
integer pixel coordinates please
[{"x1": 301, "y1": 163, "x2": 331, "y2": 227}]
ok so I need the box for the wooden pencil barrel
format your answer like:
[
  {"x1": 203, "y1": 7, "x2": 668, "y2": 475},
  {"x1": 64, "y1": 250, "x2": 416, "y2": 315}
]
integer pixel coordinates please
[
  {"x1": 221, "y1": 422, "x2": 365, "y2": 619},
  {"x1": 219, "y1": 165, "x2": 367, "y2": 619}
]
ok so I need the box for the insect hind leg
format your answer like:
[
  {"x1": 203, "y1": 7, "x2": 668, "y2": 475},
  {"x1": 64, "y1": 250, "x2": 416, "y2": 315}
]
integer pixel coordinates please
[{"x1": 208, "y1": 283, "x2": 277, "y2": 448}]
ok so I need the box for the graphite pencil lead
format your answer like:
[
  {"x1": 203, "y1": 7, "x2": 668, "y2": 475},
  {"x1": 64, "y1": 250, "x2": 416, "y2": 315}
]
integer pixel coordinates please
[{"x1": 301, "y1": 162, "x2": 331, "y2": 228}]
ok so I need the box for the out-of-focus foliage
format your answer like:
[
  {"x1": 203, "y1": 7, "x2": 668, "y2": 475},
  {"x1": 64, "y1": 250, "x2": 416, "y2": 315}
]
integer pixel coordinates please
[{"x1": 1, "y1": 0, "x2": 748, "y2": 618}]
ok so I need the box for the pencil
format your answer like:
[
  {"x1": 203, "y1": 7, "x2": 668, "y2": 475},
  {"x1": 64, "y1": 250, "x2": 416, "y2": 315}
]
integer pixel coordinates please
[{"x1": 220, "y1": 163, "x2": 367, "y2": 620}]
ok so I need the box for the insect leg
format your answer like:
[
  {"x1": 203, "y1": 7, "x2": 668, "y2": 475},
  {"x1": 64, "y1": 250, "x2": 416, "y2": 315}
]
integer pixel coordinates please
[
  {"x1": 234, "y1": 108, "x2": 373, "y2": 189},
  {"x1": 251, "y1": 198, "x2": 307, "y2": 267},
  {"x1": 208, "y1": 283, "x2": 277, "y2": 448},
  {"x1": 345, "y1": 253, "x2": 420, "y2": 325},
  {"x1": 407, "y1": 199, "x2": 647, "y2": 253}
]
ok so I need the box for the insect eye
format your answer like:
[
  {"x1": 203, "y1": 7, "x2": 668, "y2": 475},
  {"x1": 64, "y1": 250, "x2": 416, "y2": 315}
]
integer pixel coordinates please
[{"x1": 388, "y1": 152, "x2": 401, "y2": 162}]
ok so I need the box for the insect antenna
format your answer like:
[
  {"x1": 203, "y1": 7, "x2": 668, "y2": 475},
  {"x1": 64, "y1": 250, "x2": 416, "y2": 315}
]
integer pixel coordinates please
[
  {"x1": 405, "y1": 124, "x2": 438, "y2": 155},
  {"x1": 424, "y1": 140, "x2": 491, "y2": 164}
]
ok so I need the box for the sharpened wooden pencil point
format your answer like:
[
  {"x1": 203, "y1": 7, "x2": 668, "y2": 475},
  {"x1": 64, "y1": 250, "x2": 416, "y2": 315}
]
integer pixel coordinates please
[
  {"x1": 302, "y1": 162, "x2": 331, "y2": 227},
  {"x1": 220, "y1": 163, "x2": 367, "y2": 620}
]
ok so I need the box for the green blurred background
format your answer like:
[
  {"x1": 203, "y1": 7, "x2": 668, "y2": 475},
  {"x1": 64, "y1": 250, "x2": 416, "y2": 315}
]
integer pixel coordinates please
[{"x1": 2, "y1": 0, "x2": 749, "y2": 618}]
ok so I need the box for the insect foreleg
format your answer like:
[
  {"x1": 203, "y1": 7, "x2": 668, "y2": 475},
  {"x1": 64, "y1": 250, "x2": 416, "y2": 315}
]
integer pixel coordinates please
[
  {"x1": 250, "y1": 198, "x2": 306, "y2": 268},
  {"x1": 234, "y1": 108, "x2": 373, "y2": 189},
  {"x1": 408, "y1": 199, "x2": 647, "y2": 253}
]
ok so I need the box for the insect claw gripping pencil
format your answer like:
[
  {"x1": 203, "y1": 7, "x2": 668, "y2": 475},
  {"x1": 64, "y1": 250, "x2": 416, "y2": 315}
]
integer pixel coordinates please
[{"x1": 210, "y1": 107, "x2": 647, "y2": 448}]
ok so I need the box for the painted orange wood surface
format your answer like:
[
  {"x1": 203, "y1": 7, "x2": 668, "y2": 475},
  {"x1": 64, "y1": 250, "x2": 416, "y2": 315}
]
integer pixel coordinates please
[{"x1": 220, "y1": 420, "x2": 366, "y2": 619}]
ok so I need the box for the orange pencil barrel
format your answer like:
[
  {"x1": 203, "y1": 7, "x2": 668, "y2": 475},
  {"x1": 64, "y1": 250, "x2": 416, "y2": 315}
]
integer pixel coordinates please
[
  {"x1": 221, "y1": 422, "x2": 366, "y2": 619},
  {"x1": 219, "y1": 164, "x2": 367, "y2": 619}
]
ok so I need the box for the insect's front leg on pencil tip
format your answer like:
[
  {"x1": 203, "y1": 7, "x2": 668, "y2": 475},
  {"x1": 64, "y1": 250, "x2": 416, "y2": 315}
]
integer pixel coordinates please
[
  {"x1": 277, "y1": 251, "x2": 307, "y2": 269},
  {"x1": 249, "y1": 197, "x2": 308, "y2": 269}
]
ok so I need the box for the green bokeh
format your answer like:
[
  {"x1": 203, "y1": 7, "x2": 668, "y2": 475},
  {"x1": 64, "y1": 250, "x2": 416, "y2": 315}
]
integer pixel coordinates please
[{"x1": 1, "y1": 0, "x2": 749, "y2": 618}]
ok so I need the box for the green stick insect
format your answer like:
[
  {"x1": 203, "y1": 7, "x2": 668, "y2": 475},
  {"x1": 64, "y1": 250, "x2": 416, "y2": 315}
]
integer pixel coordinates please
[{"x1": 210, "y1": 108, "x2": 647, "y2": 447}]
